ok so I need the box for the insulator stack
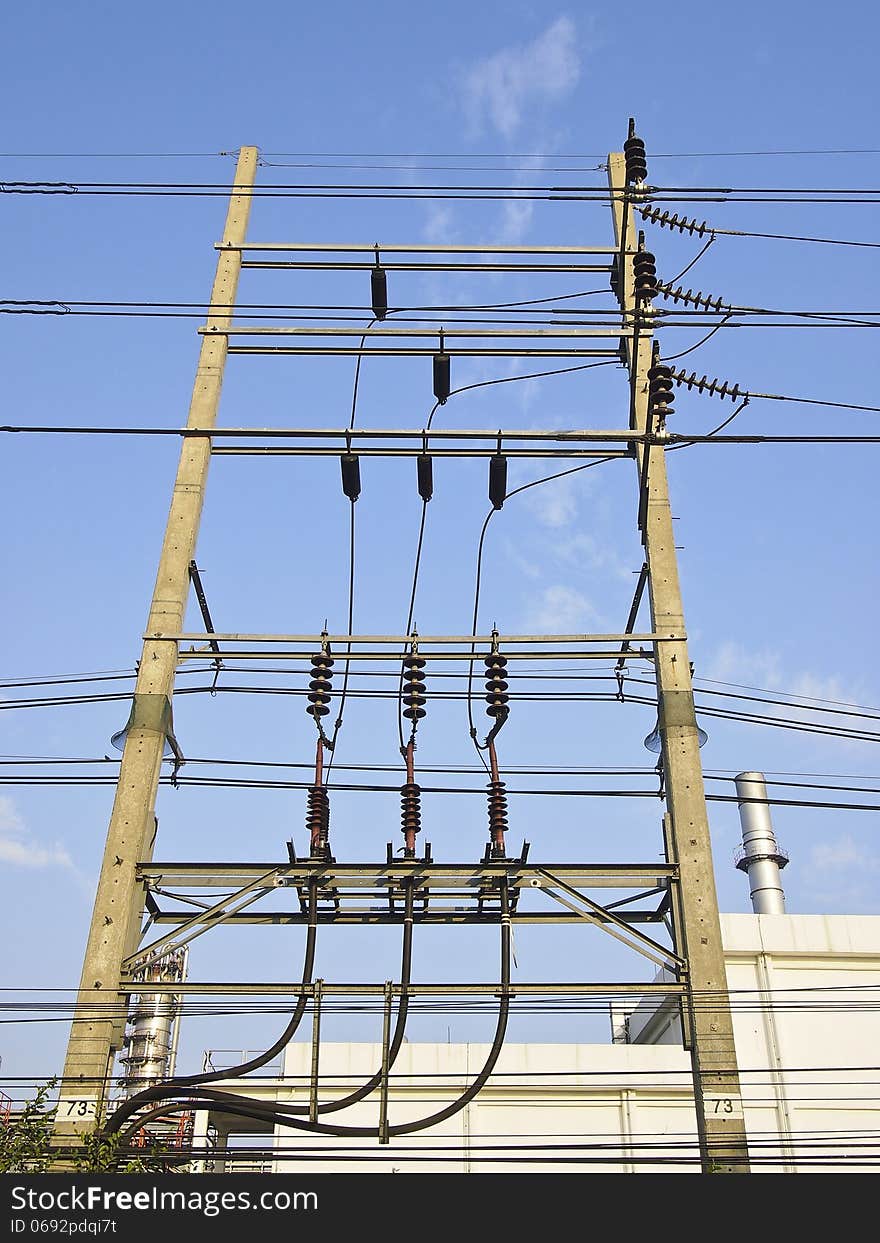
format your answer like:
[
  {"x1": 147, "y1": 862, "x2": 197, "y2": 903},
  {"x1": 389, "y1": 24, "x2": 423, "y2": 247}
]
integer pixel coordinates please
[
  {"x1": 648, "y1": 362, "x2": 675, "y2": 423},
  {"x1": 671, "y1": 368, "x2": 746, "y2": 402},
  {"x1": 370, "y1": 263, "x2": 388, "y2": 320},
  {"x1": 487, "y1": 779, "x2": 509, "y2": 857},
  {"x1": 639, "y1": 205, "x2": 712, "y2": 238},
  {"x1": 402, "y1": 655, "x2": 427, "y2": 722},
  {"x1": 306, "y1": 653, "x2": 334, "y2": 719},
  {"x1": 400, "y1": 782, "x2": 422, "y2": 854},
  {"x1": 633, "y1": 249, "x2": 658, "y2": 303},
  {"x1": 484, "y1": 653, "x2": 509, "y2": 718},
  {"x1": 659, "y1": 283, "x2": 729, "y2": 314},
  {"x1": 306, "y1": 783, "x2": 331, "y2": 857},
  {"x1": 624, "y1": 135, "x2": 648, "y2": 186},
  {"x1": 433, "y1": 351, "x2": 451, "y2": 404}
]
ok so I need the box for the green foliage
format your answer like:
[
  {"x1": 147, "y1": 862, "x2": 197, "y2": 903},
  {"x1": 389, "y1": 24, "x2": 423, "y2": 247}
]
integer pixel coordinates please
[
  {"x1": 0, "y1": 1081, "x2": 175, "y2": 1174},
  {"x1": 0, "y1": 1079, "x2": 58, "y2": 1173}
]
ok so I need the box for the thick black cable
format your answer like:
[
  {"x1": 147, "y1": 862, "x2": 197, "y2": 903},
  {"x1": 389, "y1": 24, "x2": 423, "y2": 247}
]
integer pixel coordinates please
[
  {"x1": 112, "y1": 881, "x2": 510, "y2": 1146},
  {"x1": 465, "y1": 455, "x2": 622, "y2": 758},
  {"x1": 103, "y1": 876, "x2": 318, "y2": 1138},
  {"x1": 325, "y1": 501, "x2": 356, "y2": 777}
]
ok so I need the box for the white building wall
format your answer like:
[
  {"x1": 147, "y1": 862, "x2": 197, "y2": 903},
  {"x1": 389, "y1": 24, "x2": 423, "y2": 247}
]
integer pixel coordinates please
[{"x1": 250, "y1": 914, "x2": 880, "y2": 1173}]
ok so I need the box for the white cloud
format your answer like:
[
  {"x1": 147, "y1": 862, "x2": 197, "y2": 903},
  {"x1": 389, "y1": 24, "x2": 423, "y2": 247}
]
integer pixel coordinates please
[
  {"x1": 0, "y1": 795, "x2": 74, "y2": 870},
  {"x1": 523, "y1": 473, "x2": 580, "y2": 528},
  {"x1": 522, "y1": 584, "x2": 596, "y2": 632},
  {"x1": 809, "y1": 835, "x2": 872, "y2": 871},
  {"x1": 462, "y1": 17, "x2": 581, "y2": 138},
  {"x1": 423, "y1": 205, "x2": 459, "y2": 244},
  {"x1": 804, "y1": 836, "x2": 880, "y2": 913}
]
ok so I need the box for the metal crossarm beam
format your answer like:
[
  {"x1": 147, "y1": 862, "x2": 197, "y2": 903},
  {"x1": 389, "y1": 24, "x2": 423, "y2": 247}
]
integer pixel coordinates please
[
  {"x1": 534, "y1": 868, "x2": 683, "y2": 970},
  {"x1": 124, "y1": 868, "x2": 283, "y2": 971}
]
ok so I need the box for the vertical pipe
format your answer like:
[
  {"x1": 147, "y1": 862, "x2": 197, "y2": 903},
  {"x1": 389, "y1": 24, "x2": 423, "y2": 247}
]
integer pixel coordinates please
[
  {"x1": 735, "y1": 772, "x2": 788, "y2": 915},
  {"x1": 309, "y1": 980, "x2": 323, "y2": 1123}
]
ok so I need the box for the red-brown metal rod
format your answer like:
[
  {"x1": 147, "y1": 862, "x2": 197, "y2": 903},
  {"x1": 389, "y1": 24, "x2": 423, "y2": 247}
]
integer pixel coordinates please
[
  {"x1": 487, "y1": 738, "x2": 507, "y2": 856},
  {"x1": 315, "y1": 737, "x2": 324, "y2": 787},
  {"x1": 403, "y1": 739, "x2": 417, "y2": 855}
]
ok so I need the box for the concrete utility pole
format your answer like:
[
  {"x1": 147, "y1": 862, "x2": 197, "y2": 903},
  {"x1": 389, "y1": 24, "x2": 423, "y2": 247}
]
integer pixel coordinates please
[
  {"x1": 609, "y1": 149, "x2": 751, "y2": 1172},
  {"x1": 55, "y1": 148, "x2": 259, "y2": 1137}
]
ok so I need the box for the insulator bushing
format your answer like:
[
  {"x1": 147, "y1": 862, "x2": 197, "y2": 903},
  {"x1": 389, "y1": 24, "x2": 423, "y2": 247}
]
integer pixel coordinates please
[
  {"x1": 672, "y1": 368, "x2": 744, "y2": 403},
  {"x1": 306, "y1": 784, "x2": 330, "y2": 855},
  {"x1": 306, "y1": 653, "x2": 334, "y2": 719},
  {"x1": 624, "y1": 135, "x2": 648, "y2": 185},
  {"x1": 487, "y1": 778, "x2": 509, "y2": 841},
  {"x1": 341, "y1": 453, "x2": 361, "y2": 502},
  {"x1": 648, "y1": 362, "x2": 675, "y2": 422},
  {"x1": 400, "y1": 782, "x2": 422, "y2": 839},
  {"x1": 489, "y1": 454, "x2": 507, "y2": 510},
  {"x1": 484, "y1": 653, "x2": 509, "y2": 718},
  {"x1": 640, "y1": 205, "x2": 711, "y2": 239},
  {"x1": 633, "y1": 250, "x2": 658, "y2": 302},
  {"x1": 402, "y1": 655, "x2": 427, "y2": 721},
  {"x1": 370, "y1": 265, "x2": 388, "y2": 320},
  {"x1": 659, "y1": 283, "x2": 728, "y2": 314},
  {"x1": 433, "y1": 352, "x2": 451, "y2": 404},
  {"x1": 417, "y1": 453, "x2": 434, "y2": 502}
]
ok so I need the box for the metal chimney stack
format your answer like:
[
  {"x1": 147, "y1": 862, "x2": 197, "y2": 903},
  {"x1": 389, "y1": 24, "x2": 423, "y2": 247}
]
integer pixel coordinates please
[
  {"x1": 118, "y1": 948, "x2": 188, "y2": 1091},
  {"x1": 734, "y1": 772, "x2": 789, "y2": 914}
]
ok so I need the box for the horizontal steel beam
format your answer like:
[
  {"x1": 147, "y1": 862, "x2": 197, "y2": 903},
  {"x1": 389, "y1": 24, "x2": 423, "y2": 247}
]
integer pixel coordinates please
[
  {"x1": 210, "y1": 447, "x2": 629, "y2": 459},
  {"x1": 116, "y1": 980, "x2": 686, "y2": 997},
  {"x1": 201, "y1": 325, "x2": 629, "y2": 339},
  {"x1": 217, "y1": 243, "x2": 622, "y2": 255},
  {"x1": 185, "y1": 427, "x2": 643, "y2": 442},
  {"x1": 138, "y1": 862, "x2": 676, "y2": 889},
  {"x1": 147, "y1": 909, "x2": 668, "y2": 926},
  {"x1": 226, "y1": 346, "x2": 621, "y2": 357},
  {"x1": 238, "y1": 261, "x2": 613, "y2": 273},
  {"x1": 155, "y1": 631, "x2": 681, "y2": 644},
  {"x1": 171, "y1": 648, "x2": 655, "y2": 662}
]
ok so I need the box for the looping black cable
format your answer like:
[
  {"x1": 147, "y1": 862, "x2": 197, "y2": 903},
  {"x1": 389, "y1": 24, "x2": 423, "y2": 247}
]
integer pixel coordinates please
[
  {"x1": 112, "y1": 877, "x2": 510, "y2": 1147},
  {"x1": 104, "y1": 876, "x2": 320, "y2": 1138}
]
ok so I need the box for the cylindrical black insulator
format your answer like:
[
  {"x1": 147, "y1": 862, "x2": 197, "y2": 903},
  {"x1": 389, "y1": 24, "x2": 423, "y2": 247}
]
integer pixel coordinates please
[
  {"x1": 370, "y1": 265, "x2": 388, "y2": 320},
  {"x1": 433, "y1": 352, "x2": 451, "y2": 404},
  {"x1": 306, "y1": 784, "x2": 330, "y2": 855},
  {"x1": 400, "y1": 782, "x2": 422, "y2": 837},
  {"x1": 484, "y1": 654, "x2": 509, "y2": 717},
  {"x1": 417, "y1": 454, "x2": 433, "y2": 502},
  {"x1": 633, "y1": 251, "x2": 658, "y2": 302},
  {"x1": 340, "y1": 453, "x2": 361, "y2": 502},
  {"x1": 624, "y1": 135, "x2": 648, "y2": 184},
  {"x1": 648, "y1": 363, "x2": 675, "y2": 420},
  {"x1": 403, "y1": 655, "x2": 427, "y2": 721},
  {"x1": 306, "y1": 655, "x2": 334, "y2": 718},
  {"x1": 489, "y1": 455, "x2": 507, "y2": 510}
]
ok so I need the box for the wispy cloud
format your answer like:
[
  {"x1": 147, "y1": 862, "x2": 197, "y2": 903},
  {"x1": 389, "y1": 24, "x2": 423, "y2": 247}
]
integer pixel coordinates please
[
  {"x1": 0, "y1": 795, "x2": 74, "y2": 870},
  {"x1": 804, "y1": 835, "x2": 880, "y2": 913},
  {"x1": 522, "y1": 584, "x2": 596, "y2": 632},
  {"x1": 461, "y1": 17, "x2": 581, "y2": 139},
  {"x1": 423, "y1": 205, "x2": 460, "y2": 244}
]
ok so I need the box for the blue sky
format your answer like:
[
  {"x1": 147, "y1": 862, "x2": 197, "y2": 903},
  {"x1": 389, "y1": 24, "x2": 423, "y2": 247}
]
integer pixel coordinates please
[{"x1": 1, "y1": 2, "x2": 878, "y2": 1084}]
